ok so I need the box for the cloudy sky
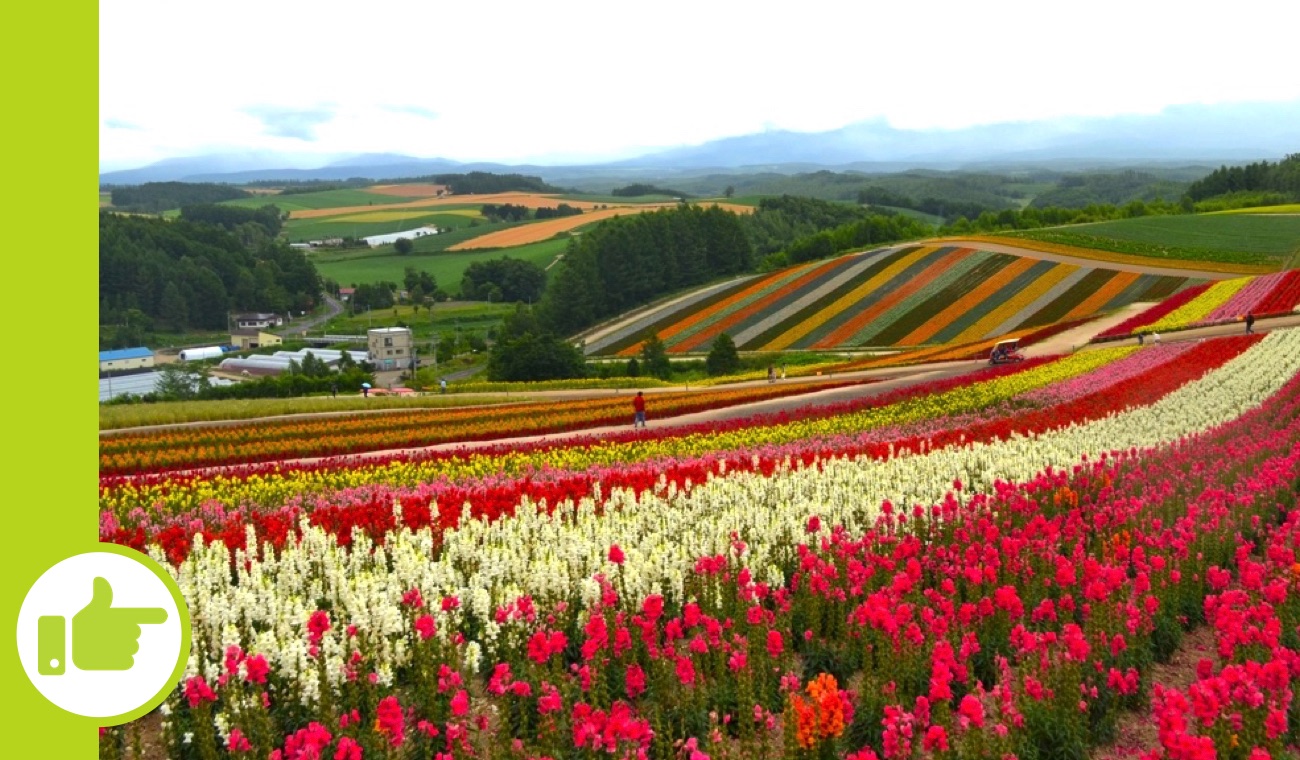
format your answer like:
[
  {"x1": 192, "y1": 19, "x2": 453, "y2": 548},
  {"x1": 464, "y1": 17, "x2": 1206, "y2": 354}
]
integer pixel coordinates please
[{"x1": 100, "y1": 0, "x2": 1300, "y2": 171}]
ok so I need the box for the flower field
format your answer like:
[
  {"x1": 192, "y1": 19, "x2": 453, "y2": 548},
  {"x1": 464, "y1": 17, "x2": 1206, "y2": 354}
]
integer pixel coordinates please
[
  {"x1": 99, "y1": 326, "x2": 1300, "y2": 759},
  {"x1": 586, "y1": 246, "x2": 1199, "y2": 356},
  {"x1": 1096, "y1": 270, "x2": 1300, "y2": 340},
  {"x1": 99, "y1": 381, "x2": 864, "y2": 476}
]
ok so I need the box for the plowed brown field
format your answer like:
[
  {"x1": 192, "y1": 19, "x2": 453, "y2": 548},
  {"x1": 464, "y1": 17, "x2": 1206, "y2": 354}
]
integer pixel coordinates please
[{"x1": 448, "y1": 202, "x2": 755, "y2": 250}]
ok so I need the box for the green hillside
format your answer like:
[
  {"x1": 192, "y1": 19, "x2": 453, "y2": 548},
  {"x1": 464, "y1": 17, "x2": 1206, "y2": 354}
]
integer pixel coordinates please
[{"x1": 1006, "y1": 214, "x2": 1300, "y2": 268}]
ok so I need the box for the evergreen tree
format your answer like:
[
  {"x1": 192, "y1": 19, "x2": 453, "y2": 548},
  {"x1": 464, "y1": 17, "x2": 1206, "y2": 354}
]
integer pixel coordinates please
[
  {"x1": 639, "y1": 334, "x2": 672, "y2": 380},
  {"x1": 705, "y1": 333, "x2": 741, "y2": 376}
]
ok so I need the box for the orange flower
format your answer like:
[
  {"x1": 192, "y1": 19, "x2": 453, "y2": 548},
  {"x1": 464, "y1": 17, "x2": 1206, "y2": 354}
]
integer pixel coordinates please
[{"x1": 792, "y1": 673, "x2": 848, "y2": 748}]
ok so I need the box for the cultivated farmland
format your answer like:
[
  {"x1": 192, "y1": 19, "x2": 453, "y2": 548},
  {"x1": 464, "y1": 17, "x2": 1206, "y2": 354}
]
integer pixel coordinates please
[
  {"x1": 1005, "y1": 212, "x2": 1300, "y2": 268},
  {"x1": 448, "y1": 202, "x2": 753, "y2": 250},
  {"x1": 313, "y1": 237, "x2": 569, "y2": 290},
  {"x1": 586, "y1": 244, "x2": 1204, "y2": 355}
]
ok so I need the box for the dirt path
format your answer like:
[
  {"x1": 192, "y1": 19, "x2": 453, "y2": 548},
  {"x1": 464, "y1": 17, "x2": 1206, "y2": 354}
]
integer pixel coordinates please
[{"x1": 1095, "y1": 626, "x2": 1216, "y2": 759}]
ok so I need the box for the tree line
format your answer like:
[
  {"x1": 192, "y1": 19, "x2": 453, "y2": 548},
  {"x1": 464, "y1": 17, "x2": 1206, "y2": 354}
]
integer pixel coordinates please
[
  {"x1": 99, "y1": 213, "x2": 321, "y2": 344},
  {"x1": 108, "y1": 182, "x2": 251, "y2": 213},
  {"x1": 539, "y1": 204, "x2": 753, "y2": 336},
  {"x1": 610, "y1": 184, "x2": 690, "y2": 198},
  {"x1": 1186, "y1": 154, "x2": 1300, "y2": 201},
  {"x1": 480, "y1": 203, "x2": 584, "y2": 222}
]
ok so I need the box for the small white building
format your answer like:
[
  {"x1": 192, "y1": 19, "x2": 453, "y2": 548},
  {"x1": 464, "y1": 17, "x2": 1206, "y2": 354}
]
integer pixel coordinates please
[
  {"x1": 99, "y1": 347, "x2": 154, "y2": 373},
  {"x1": 233, "y1": 313, "x2": 284, "y2": 330},
  {"x1": 368, "y1": 327, "x2": 414, "y2": 371}
]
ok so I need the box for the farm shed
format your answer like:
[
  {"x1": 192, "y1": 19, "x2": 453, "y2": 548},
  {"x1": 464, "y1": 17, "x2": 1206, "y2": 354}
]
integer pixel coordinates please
[
  {"x1": 99, "y1": 347, "x2": 154, "y2": 373},
  {"x1": 231, "y1": 329, "x2": 283, "y2": 351}
]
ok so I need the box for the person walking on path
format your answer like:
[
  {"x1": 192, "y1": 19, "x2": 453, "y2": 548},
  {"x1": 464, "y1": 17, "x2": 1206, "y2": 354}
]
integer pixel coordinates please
[
  {"x1": 767, "y1": 365, "x2": 775, "y2": 383},
  {"x1": 781, "y1": 365, "x2": 787, "y2": 380},
  {"x1": 1246, "y1": 312, "x2": 1255, "y2": 334},
  {"x1": 440, "y1": 378, "x2": 448, "y2": 394},
  {"x1": 1152, "y1": 332, "x2": 1162, "y2": 345},
  {"x1": 632, "y1": 391, "x2": 647, "y2": 429}
]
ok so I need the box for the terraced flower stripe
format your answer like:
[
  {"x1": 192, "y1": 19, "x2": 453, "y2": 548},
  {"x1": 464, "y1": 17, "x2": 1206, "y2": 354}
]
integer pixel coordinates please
[
  {"x1": 592, "y1": 245, "x2": 1195, "y2": 355},
  {"x1": 99, "y1": 381, "x2": 863, "y2": 475},
  {"x1": 102, "y1": 329, "x2": 1300, "y2": 759},
  {"x1": 1096, "y1": 269, "x2": 1300, "y2": 340}
]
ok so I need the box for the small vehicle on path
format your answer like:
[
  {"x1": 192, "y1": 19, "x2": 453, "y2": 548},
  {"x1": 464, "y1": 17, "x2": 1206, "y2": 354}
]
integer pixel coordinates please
[{"x1": 989, "y1": 338, "x2": 1025, "y2": 365}]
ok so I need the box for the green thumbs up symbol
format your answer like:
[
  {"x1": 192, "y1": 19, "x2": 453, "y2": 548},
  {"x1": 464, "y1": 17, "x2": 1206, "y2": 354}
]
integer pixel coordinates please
[{"x1": 38, "y1": 577, "x2": 169, "y2": 674}]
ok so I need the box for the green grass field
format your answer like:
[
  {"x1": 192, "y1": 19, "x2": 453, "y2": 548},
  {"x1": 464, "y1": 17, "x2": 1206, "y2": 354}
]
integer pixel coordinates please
[
  {"x1": 322, "y1": 301, "x2": 515, "y2": 342},
  {"x1": 221, "y1": 188, "x2": 419, "y2": 212},
  {"x1": 284, "y1": 212, "x2": 480, "y2": 242},
  {"x1": 1008, "y1": 214, "x2": 1300, "y2": 267},
  {"x1": 314, "y1": 237, "x2": 569, "y2": 289}
]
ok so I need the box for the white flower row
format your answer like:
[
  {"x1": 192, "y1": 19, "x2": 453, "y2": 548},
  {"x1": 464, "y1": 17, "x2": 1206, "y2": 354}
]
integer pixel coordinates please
[{"x1": 167, "y1": 328, "x2": 1300, "y2": 695}]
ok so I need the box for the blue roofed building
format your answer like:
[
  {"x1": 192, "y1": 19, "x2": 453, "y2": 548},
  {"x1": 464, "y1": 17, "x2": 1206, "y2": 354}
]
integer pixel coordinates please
[{"x1": 99, "y1": 347, "x2": 154, "y2": 373}]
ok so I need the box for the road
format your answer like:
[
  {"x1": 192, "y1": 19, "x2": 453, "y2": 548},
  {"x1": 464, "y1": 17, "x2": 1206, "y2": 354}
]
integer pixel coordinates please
[{"x1": 279, "y1": 292, "x2": 345, "y2": 337}]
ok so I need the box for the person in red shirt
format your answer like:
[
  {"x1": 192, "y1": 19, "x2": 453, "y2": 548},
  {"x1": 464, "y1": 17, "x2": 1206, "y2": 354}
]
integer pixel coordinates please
[{"x1": 633, "y1": 391, "x2": 647, "y2": 429}]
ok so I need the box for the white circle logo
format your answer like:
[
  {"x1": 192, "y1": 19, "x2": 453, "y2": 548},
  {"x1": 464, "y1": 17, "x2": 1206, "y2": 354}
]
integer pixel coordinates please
[{"x1": 16, "y1": 547, "x2": 190, "y2": 721}]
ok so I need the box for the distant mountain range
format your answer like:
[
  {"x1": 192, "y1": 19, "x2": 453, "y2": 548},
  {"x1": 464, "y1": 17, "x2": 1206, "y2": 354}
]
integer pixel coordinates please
[{"x1": 100, "y1": 100, "x2": 1300, "y2": 185}]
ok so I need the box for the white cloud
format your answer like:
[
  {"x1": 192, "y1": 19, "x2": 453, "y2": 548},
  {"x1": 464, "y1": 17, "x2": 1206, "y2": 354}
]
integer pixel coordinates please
[{"x1": 99, "y1": 0, "x2": 1300, "y2": 167}]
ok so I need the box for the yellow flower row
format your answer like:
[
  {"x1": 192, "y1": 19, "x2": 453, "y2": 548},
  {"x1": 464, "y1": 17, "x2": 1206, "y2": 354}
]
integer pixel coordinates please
[
  {"x1": 1147, "y1": 277, "x2": 1251, "y2": 332},
  {"x1": 102, "y1": 348, "x2": 1134, "y2": 517}
]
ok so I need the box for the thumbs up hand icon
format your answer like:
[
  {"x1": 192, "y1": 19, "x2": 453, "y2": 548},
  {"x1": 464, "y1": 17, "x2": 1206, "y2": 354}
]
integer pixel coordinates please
[{"x1": 38, "y1": 577, "x2": 168, "y2": 674}]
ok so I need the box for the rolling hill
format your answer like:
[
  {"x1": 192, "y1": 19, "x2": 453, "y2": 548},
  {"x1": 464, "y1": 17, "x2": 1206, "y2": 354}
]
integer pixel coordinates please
[{"x1": 583, "y1": 243, "x2": 1230, "y2": 356}]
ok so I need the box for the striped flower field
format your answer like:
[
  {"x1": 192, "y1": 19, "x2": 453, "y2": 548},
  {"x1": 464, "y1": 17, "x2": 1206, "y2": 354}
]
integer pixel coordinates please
[
  {"x1": 100, "y1": 329, "x2": 1300, "y2": 759},
  {"x1": 1096, "y1": 269, "x2": 1300, "y2": 340},
  {"x1": 587, "y1": 245, "x2": 1199, "y2": 355}
]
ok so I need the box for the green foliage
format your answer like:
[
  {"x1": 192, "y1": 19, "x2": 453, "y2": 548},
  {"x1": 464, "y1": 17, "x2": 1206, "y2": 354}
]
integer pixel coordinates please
[
  {"x1": 403, "y1": 267, "x2": 437, "y2": 300},
  {"x1": 350, "y1": 282, "x2": 398, "y2": 310},
  {"x1": 109, "y1": 182, "x2": 251, "y2": 213},
  {"x1": 1028, "y1": 170, "x2": 1189, "y2": 208},
  {"x1": 460, "y1": 257, "x2": 545, "y2": 303},
  {"x1": 180, "y1": 203, "x2": 283, "y2": 237},
  {"x1": 533, "y1": 204, "x2": 584, "y2": 220},
  {"x1": 425, "y1": 171, "x2": 562, "y2": 195},
  {"x1": 639, "y1": 334, "x2": 672, "y2": 380},
  {"x1": 393, "y1": 237, "x2": 414, "y2": 255},
  {"x1": 611, "y1": 183, "x2": 690, "y2": 198},
  {"x1": 198, "y1": 366, "x2": 374, "y2": 401},
  {"x1": 99, "y1": 212, "x2": 321, "y2": 331},
  {"x1": 480, "y1": 203, "x2": 531, "y2": 222},
  {"x1": 540, "y1": 205, "x2": 752, "y2": 335},
  {"x1": 486, "y1": 332, "x2": 586, "y2": 381},
  {"x1": 705, "y1": 333, "x2": 740, "y2": 376},
  {"x1": 1186, "y1": 154, "x2": 1300, "y2": 201},
  {"x1": 1006, "y1": 214, "x2": 1300, "y2": 266},
  {"x1": 484, "y1": 304, "x2": 586, "y2": 381},
  {"x1": 153, "y1": 362, "x2": 211, "y2": 401},
  {"x1": 858, "y1": 185, "x2": 991, "y2": 221},
  {"x1": 942, "y1": 199, "x2": 1191, "y2": 235},
  {"x1": 783, "y1": 213, "x2": 931, "y2": 264}
]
